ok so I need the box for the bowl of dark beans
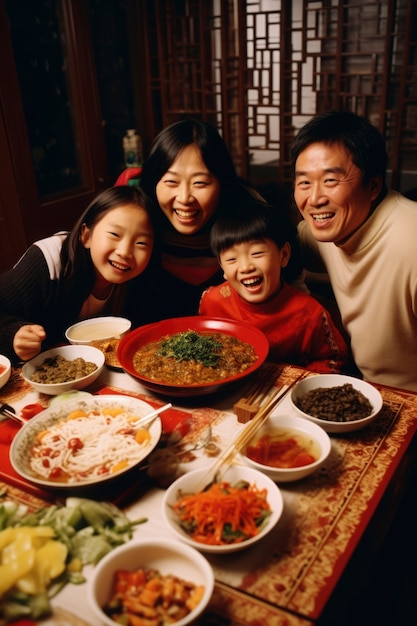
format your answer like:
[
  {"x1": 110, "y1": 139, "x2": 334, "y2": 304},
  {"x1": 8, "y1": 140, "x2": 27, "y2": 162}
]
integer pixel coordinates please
[{"x1": 290, "y1": 374, "x2": 383, "y2": 433}]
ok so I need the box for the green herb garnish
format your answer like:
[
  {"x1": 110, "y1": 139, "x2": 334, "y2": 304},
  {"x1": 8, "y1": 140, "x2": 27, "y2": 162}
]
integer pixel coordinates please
[{"x1": 157, "y1": 330, "x2": 222, "y2": 367}]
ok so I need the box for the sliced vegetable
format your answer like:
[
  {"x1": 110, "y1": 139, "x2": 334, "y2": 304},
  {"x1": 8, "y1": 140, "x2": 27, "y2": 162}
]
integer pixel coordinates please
[
  {"x1": 0, "y1": 493, "x2": 147, "y2": 622},
  {"x1": 172, "y1": 479, "x2": 271, "y2": 545},
  {"x1": 20, "y1": 404, "x2": 45, "y2": 420}
]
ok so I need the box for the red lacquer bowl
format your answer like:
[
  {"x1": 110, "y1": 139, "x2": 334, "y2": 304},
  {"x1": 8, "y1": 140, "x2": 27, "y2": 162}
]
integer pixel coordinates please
[{"x1": 117, "y1": 316, "x2": 269, "y2": 397}]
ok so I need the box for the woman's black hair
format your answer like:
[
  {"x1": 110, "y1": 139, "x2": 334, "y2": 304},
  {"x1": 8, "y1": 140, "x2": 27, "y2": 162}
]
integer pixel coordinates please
[
  {"x1": 140, "y1": 119, "x2": 238, "y2": 227},
  {"x1": 210, "y1": 183, "x2": 303, "y2": 283},
  {"x1": 60, "y1": 186, "x2": 156, "y2": 296},
  {"x1": 290, "y1": 110, "x2": 388, "y2": 188}
]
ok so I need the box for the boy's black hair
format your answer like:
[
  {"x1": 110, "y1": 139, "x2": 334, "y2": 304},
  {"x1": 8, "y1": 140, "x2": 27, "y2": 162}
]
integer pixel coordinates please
[{"x1": 210, "y1": 183, "x2": 303, "y2": 283}]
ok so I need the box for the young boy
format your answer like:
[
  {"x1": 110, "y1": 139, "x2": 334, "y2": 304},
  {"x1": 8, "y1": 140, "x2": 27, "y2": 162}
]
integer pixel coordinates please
[{"x1": 198, "y1": 189, "x2": 349, "y2": 373}]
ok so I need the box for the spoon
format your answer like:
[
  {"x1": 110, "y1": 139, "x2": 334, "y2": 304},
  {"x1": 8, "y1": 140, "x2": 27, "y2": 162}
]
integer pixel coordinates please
[{"x1": 130, "y1": 402, "x2": 172, "y2": 429}]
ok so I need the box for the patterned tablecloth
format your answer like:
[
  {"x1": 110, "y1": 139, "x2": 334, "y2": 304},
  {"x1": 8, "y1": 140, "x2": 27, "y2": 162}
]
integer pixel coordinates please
[{"x1": 1, "y1": 363, "x2": 416, "y2": 626}]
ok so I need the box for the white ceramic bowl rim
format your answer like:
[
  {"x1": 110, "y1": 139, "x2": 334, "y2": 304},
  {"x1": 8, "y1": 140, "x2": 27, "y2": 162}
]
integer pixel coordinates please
[
  {"x1": 10, "y1": 394, "x2": 162, "y2": 488},
  {"x1": 162, "y1": 465, "x2": 283, "y2": 553},
  {"x1": 290, "y1": 373, "x2": 383, "y2": 433},
  {"x1": 88, "y1": 538, "x2": 214, "y2": 626},
  {"x1": 243, "y1": 413, "x2": 331, "y2": 474},
  {"x1": 65, "y1": 316, "x2": 131, "y2": 344},
  {"x1": 0, "y1": 354, "x2": 12, "y2": 388},
  {"x1": 21, "y1": 345, "x2": 105, "y2": 394}
]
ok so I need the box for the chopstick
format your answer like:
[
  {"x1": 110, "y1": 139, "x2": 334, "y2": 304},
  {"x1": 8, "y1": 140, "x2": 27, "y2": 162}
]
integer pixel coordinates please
[
  {"x1": 0, "y1": 403, "x2": 27, "y2": 426},
  {"x1": 201, "y1": 373, "x2": 306, "y2": 490},
  {"x1": 233, "y1": 364, "x2": 283, "y2": 423},
  {"x1": 243, "y1": 364, "x2": 283, "y2": 405}
]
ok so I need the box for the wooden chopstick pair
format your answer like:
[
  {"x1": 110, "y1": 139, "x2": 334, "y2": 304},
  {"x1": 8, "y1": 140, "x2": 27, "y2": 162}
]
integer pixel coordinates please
[
  {"x1": 233, "y1": 364, "x2": 283, "y2": 423},
  {"x1": 201, "y1": 373, "x2": 306, "y2": 490}
]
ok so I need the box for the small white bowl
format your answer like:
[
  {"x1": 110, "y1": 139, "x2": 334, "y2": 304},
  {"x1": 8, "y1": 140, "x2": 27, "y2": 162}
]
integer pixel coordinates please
[
  {"x1": 65, "y1": 316, "x2": 131, "y2": 345},
  {"x1": 241, "y1": 413, "x2": 331, "y2": 482},
  {"x1": 88, "y1": 538, "x2": 214, "y2": 626},
  {"x1": 290, "y1": 374, "x2": 383, "y2": 433},
  {"x1": 162, "y1": 465, "x2": 283, "y2": 553},
  {"x1": 22, "y1": 345, "x2": 105, "y2": 395},
  {"x1": 0, "y1": 354, "x2": 11, "y2": 390}
]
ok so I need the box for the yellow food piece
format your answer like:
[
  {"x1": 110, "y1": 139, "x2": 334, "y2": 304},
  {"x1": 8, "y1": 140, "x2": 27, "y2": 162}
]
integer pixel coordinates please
[
  {"x1": 111, "y1": 459, "x2": 129, "y2": 473},
  {"x1": 102, "y1": 407, "x2": 124, "y2": 417},
  {"x1": 67, "y1": 409, "x2": 88, "y2": 420},
  {"x1": 0, "y1": 527, "x2": 16, "y2": 551},
  {"x1": 36, "y1": 429, "x2": 50, "y2": 443},
  {"x1": 127, "y1": 414, "x2": 141, "y2": 423},
  {"x1": 17, "y1": 539, "x2": 68, "y2": 594},
  {"x1": 135, "y1": 428, "x2": 151, "y2": 445},
  {"x1": 67, "y1": 556, "x2": 83, "y2": 573},
  {"x1": 186, "y1": 585, "x2": 205, "y2": 611},
  {"x1": 0, "y1": 549, "x2": 35, "y2": 595},
  {"x1": 0, "y1": 526, "x2": 67, "y2": 597}
]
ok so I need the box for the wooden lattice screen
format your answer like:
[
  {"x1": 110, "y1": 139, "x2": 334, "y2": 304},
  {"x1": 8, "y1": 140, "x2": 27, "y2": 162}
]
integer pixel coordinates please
[{"x1": 133, "y1": 0, "x2": 417, "y2": 192}]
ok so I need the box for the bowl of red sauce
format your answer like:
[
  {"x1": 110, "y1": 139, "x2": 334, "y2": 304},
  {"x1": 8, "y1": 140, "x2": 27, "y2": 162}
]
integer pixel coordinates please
[{"x1": 241, "y1": 413, "x2": 331, "y2": 482}]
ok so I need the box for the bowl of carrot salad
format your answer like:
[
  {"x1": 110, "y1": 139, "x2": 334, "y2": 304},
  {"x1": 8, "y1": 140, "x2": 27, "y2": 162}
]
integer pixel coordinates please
[{"x1": 162, "y1": 465, "x2": 283, "y2": 553}]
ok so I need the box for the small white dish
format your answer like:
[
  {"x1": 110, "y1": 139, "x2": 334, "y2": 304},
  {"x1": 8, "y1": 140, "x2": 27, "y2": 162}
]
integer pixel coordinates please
[
  {"x1": 21, "y1": 345, "x2": 105, "y2": 395},
  {"x1": 0, "y1": 354, "x2": 11, "y2": 390},
  {"x1": 65, "y1": 316, "x2": 131, "y2": 345},
  {"x1": 241, "y1": 413, "x2": 331, "y2": 482},
  {"x1": 88, "y1": 538, "x2": 214, "y2": 626},
  {"x1": 162, "y1": 465, "x2": 283, "y2": 553},
  {"x1": 290, "y1": 374, "x2": 383, "y2": 433}
]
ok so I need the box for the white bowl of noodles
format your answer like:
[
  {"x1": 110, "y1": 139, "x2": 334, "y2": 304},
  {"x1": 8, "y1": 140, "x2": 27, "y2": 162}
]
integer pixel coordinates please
[{"x1": 9, "y1": 395, "x2": 162, "y2": 488}]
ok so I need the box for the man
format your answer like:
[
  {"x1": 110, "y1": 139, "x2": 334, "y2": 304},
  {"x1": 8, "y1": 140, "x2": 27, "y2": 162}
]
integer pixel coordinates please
[{"x1": 292, "y1": 110, "x2": 417, "y2": 391}]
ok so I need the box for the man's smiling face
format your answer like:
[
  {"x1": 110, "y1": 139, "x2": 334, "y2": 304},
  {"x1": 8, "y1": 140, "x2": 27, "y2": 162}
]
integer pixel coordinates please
[{"x1": 294, "y1": 142, "x2": 381, "y2": 245}]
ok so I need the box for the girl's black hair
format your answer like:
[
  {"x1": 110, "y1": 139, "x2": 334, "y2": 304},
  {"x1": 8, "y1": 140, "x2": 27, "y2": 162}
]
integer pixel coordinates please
[
  {"x1": 140, "y1": 119, "x2": 238, "y2": 227},
  {"x1": 60, "y1": 186, "x2": 156, "y2": 297},
  {"x1": 290, "y1": 110, "x2": 388, "y2": 188},
  {"x1": 210, "y1": 183, "x2": 303, "y2": 283}
]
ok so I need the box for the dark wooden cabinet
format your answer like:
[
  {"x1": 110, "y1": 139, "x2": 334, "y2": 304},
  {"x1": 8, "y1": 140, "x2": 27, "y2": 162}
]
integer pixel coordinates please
[{"x1": 0, "y1": 0, "x2": 133, "y2": 271}]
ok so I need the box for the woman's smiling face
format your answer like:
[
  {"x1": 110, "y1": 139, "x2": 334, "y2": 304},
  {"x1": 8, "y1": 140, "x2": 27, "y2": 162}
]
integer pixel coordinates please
[
  {"x1": 294, "y1": 142, "x2": 381, "y2": 245},
  {"x1": 155, "y1": 144, "x2": 221, "y2": 235}
]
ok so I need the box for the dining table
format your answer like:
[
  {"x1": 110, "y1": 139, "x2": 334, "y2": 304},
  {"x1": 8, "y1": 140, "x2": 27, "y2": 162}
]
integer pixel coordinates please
[{"x1": 1, "y1": 360, "x2": 417, "y2": 626}]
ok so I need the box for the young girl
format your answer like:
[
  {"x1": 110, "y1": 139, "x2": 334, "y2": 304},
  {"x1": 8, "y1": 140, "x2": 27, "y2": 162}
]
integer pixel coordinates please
[
  {"x1": 199, "y1": 188, "x2": 349, "y2": 373},
  {"x1": 0, "y1": 186, "x2": 155, "y2": 364}
]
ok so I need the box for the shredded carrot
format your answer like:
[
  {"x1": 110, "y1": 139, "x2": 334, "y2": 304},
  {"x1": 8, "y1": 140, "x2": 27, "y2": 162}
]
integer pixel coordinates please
[{"x1": 171, "y1": 480, "x2": 271, "y2": 545}]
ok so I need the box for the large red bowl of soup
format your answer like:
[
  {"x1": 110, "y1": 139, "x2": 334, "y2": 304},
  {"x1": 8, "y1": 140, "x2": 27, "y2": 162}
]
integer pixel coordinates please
[{"x1": 117, "y1": 317, "x2": 270, "y2": 397}]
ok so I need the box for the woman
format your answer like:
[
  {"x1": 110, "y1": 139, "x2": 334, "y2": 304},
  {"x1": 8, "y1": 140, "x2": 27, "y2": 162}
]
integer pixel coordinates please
[{"x1": 137, "y1": 119, "x2": 244, "y2": 318}]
